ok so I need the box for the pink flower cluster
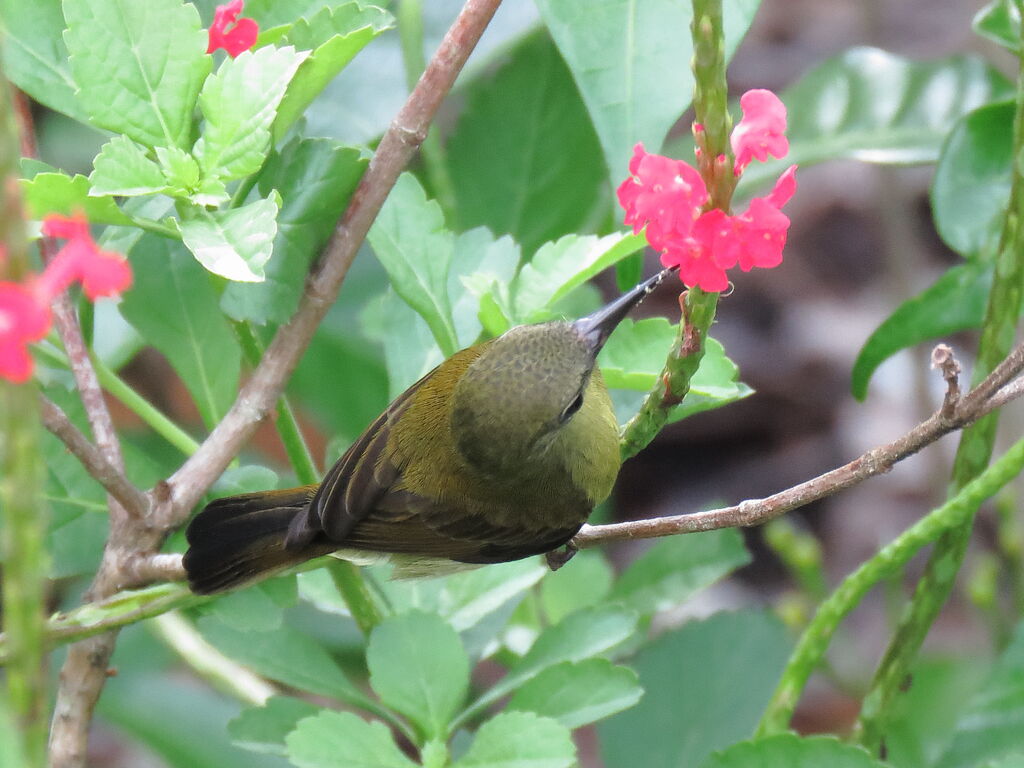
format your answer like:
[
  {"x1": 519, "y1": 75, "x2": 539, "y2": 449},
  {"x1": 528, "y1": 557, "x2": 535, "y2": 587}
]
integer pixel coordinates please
[
  {"x1": 0, "y1": 213, "x2": 132, "y2": 383},
  {"x1": 207, "y1": 0, "x2": 258, "y2": 57},
  {"x1": 618, "y1": 89, "x2": 798, "y2": 292}
]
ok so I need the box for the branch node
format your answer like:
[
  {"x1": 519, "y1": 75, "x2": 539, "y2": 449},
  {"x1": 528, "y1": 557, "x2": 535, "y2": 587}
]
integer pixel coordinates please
[{"x1": 931, "y1": 343, "x2": 961, "y2": 419}]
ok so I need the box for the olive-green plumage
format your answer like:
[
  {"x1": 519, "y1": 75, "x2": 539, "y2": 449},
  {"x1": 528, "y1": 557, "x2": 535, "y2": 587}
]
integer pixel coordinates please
[{"x1": 183, "y1": 272, "x2": 665, "y2": 594}]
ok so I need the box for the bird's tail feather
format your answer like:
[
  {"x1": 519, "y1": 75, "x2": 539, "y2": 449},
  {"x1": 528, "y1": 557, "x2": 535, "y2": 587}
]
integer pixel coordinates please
[{"x1": 183, "y1": 487, "x2": 328, "y2": 594}]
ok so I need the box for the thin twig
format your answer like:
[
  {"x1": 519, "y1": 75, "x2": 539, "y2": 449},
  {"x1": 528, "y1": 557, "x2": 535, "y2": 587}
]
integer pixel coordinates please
[{"x1": 38, "y1": 396, "x2": 149, "y2": 518}]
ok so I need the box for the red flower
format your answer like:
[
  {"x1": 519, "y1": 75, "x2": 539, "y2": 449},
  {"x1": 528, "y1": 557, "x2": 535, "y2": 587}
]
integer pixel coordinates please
[
  {"x1": 207, "y1": 0, "x2": 258, "y2": 57},
  {"x1": 731, "y1": 89, "x2": 789, "y2": 174},
  {"x1": 37, "y1": 213, "x2": 133, "y2": 302},
  {"x1": 617, "y1": 143, "x2": 708, "y2": 252},
  {"x1": 0, "y1": 282, "x2": 51, "y2": 383}
]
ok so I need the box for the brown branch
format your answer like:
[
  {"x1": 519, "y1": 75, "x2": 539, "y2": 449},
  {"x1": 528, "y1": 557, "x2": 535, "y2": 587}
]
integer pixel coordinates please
[{"x1": 574, "y1": 343, "x2": 1024, "y2": 548}]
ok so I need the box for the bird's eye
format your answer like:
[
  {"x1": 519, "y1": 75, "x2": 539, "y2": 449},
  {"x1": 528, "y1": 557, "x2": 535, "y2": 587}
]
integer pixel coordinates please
[{"x1": 560, "y1": 393, "x2": 584, "y2": 422}]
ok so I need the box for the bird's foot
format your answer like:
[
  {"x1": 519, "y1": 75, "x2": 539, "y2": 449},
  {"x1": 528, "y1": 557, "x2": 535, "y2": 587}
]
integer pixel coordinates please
[{"x1": 545, "y1": 542, "x2": 578, "y2": 571}]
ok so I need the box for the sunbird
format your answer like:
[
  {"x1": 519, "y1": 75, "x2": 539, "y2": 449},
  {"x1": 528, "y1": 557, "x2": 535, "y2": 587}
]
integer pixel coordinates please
[{"x1": 184, "y1": 270, "x2": 670, "y2": 594}]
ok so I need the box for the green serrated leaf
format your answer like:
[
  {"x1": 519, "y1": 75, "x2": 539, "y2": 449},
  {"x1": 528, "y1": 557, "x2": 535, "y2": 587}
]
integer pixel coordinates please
[
  {"x1": 449, "y1": 229, "x2": 520, "y2": 347},
  {"x1": 701, "y1": 734, "x2": 887, "y2": 768},
  {"x1": 367, "y1": 611, "x2": 470, "y2": 740},
  {"x1": 448, "y1": 32, "x2": 604, "y2": 256},
  {"x1": 194, "y1": 45, "x2": 308, "y2": 180},
  {"x1": 536, "y1": 0, "x2": 759, "y2": 183},
  {"x1": 156, "y1": 146, "x2": 201, "y2": 191},
  {"x1": 453, "y1": 712, "x2": 575, "y2": 768},
  {"x1": 20, "y1": 172, "x2": 132, "y2": 225},
  {"x1": 286, "y1": 710, "x2": 418, "y2": 768},
  {"x1": 228, "y1": 696, "x2": 320, "y2": 756},
  {"x1": 272, "y1": 3, "x2": 394, "y2": 140},
  {"x1": 541, "y1": 550, "x2": 614, "y2": 625},
  {"x1": 368, "y1": 173, "x2": 459, "y2": 355},
  {"x1": 63, "y1": 0, "x2": 210, "y2": 147},
  {"x1": 851, "y1": 262, "x2": 994, "y2": 400},
  {"x1": 89, "y1": 135, "x2": 168, "y2": 197},
  {"x1": 0, "y1": 0, "x2": 86, "y2": 122},
  {"x1": 508, "y1": 658, "x2": 643, "y2": 729},
  {"x1": 931, "y1": 100, "x2": 1014, "y2": 258},
  {"x1": 221, "y1": 139, "x2": 367, "y2": 323},
  {"x1": 118, "y1": 234, "x2": 241, "y2": 428},
  {"x1": 179, "y1": 193, "x2": 281, "y2": 282},
  {"x1": 510, "y1": 232, "x2": 647, "y2": 324},
  {"x1": 974, "y1": 0, "x2": 1021, "y2": 52}
]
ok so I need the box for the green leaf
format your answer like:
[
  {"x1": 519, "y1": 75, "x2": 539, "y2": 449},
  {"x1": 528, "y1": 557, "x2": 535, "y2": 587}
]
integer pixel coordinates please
[
  {"x1": 510, "y1": 233, "x2": 647, "y2": 324},
  {"x1": 366, "y1": 289, "x2": 444, "y2": 398},
  {"x1": 701, "y1": 734, "x2": 887, "y2": 768},
  {"x1": 221, "y1": 139, "x2": 367, "y2": 323},
  {"x1": 367, "y1": 173, "x2": 459, "y2": 355},
  {"x1": 598, "y1": 611, "x2": 791, "y2": 768},
  {"x1": 851, "y1": 262, "x2": 994, "y2": 400},
  {"x1": 733, "y1": 50, "x2": 1013, "y2": 195},
  {"x1": 156, "y1": 146, "x2": 201, "y2": 192},
  {"x1": 228, "y1": 696, "x2": 320, "y2": 756},
  {"x1": 20, "y1": 172, "x2": 132, "y2": 226},
  {"x1": 452, "y1": 712, "x2": 575, "y2": 768},
  {"x1": 118, "y1": 235, "x2": 241, "y2": 427},
  {"x1": 202, "y1": 583, "x2": 288, "y2": 632},
  {"x1": 366, "y1": 611, "x2": 470, "y2": 740},
  {"x1": 931, "y1": 100, "x2": 1014, "y2": 257},
  {"x1": 89, "y1": 135, "x2": 168, "y2": 197},
  {"x1": 974, "y1": 1, "x2": 1021, "y2": 52},
  {"x1": 439, "y1": 560, "x2": 546, "y2": 634},
  {"x1": 449, "y1": 229, "x2": 520, "y2": 348},
  {"x1": 63, "y1": 0, "x2": 210, "y2": 147},
  {"x1": 610, "y1": 529, "x2": 751, "y2": 617},
  {"x1": 448, "y1": 32, "x2": 604, "y2": 256},
  {"x1": 540, "y1": 550, "x2": 614, "y2": 625},
  {"x1": 272, "y1": 4, "x2": 394, "y2": 140},
  {"x1": 179, "y1": 193, "x2": 281, "y2": 282},
  {"x1": 198, "y1": 617, "x2": 361, "y2": 703},
  {"x1": 286, "y1": 710, "x2": 418, "y2": 768},
  {"x1": 194, "y1": 45, "x2": 308, "y2": 181},
  {"x1": 508, "y1": 658, "x2": 643, "y2": 729},
  {"x1": 535, "y1": 0, "x2": 759, "y2": 182},
  {"x1": 0, "y1": 0, "x2": 86, "y2": 122},
  {"x1": 937, "y1": 621, "x2": 1024, "y2": 768}
]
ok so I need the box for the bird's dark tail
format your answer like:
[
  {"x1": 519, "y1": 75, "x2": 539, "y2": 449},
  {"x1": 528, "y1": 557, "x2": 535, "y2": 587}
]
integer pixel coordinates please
[{"x1": 183, "y1": 486, "x2": 328, "y2": 594}]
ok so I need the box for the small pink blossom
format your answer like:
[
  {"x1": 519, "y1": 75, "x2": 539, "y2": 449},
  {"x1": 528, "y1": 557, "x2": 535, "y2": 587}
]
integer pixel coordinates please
[
  {"x1": 617, "y1": 143, "x2": 708, "y2": 252},
  {"x1": 0, "y1": 282, "x2": 51, "y2": 383},
  {"x1": 37, "y1": 213, "x2": 133, "y2": 302},
  {"x1": 731, "y1": 89, "x2": 789, "y2": 174},
  {"x1": 207, "y1": 0, "x2": 258, "y2": 57}
]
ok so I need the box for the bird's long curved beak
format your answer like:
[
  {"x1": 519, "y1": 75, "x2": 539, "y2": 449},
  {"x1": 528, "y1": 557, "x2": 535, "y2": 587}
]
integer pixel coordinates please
[{"x1": 573, "y1": 267, "x2": 675, "y2": 354}]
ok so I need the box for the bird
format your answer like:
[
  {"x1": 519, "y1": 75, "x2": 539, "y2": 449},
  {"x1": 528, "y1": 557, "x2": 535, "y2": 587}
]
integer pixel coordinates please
[{"x1": 183, "y1": 269, "x2": 671, "y2": 594}]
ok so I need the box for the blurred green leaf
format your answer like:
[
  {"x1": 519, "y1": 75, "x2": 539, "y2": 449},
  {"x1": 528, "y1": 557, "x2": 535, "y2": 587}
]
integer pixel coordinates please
[
  {"x1": 540, "y1": 549, "x2": 614, "y2": 625},
  {"x1": 286, "y1": 710, "x2": 418, "y2": 768},
  {"x1": 448, "y1": 32, "x2": 604, "y2": 256},
  {"x1": 536, "y1": 0, "x2": 759, "y2": 183},
  {"x1": 63, "y1": 0, "x2": 210, "y2": 148},
  {"x1": 365, "y1": 289, "x2": 444, "y2": 397},
  {"x1": 368, "y1": 173, "x2": 460, "y2": 355},
  {"x1": 89, "y1": 136, "x2": 169, "y2": 197},
  {"x1": 700, "y1": 734, "x2": 886, "y2": 768},
  {"x1": 20, "y1": 172, "x2": 132, "y2": 226},
  {"x1": 508, "y1": 658, "x2": 643, "y2": 729},
  {"x1": 609, "y1": 529, "x2": 751, "y2": 617},
  {"x1": 449, "y1": 229, "x2": 520, "y2": 348},
  {"x1": 851, "y1": 262, "x2": 994, "y2": 400},
  {"x1": 937, "y1": 622, "x2": 1024, "y2": 768},
  {"x1": 211, "y1": 465, "x2": 280, "y2": 497},
  {"x1": 931, "y1": 100, "x2": 1014, "y2": 257},
  {"x1": 202, "y1": 583, "x2": 290, "y2": 632},
  {"x1": 272, "y1": 4, "x2": 394, "y2": 140},
  {"x1": 974, "y1": 0, "x2": 1021, "y2": 52},
  {"x1": 194, "y1": 46, "x2": 307, "y2": 180},
  {"x1": 197, "y1": 617, "x2": 361, "y2": 703},
  {"x1": 222, "y1": 139, "x2": 367, "y2": 323},
  {"x1": 728, "y1": 50, "x2": 1013, "y2": 195},
  {"x1": 228, "y1": 697, "x2": 320, "y2": 757},
  {"x1": 367, "y1": 611, "x2": 470, "y2": 740},
  {"x1": 0, "y1": 0, "x2": 86, "y2": 122},
  {"x1": 438, "y1": 560, "x2": 546, "y2": 633},
  {"x1": 452, "y1": 711, "x2": 575, "y2": 768},
  {"x1": 179, "y1": 193, "x2": 281, "y2": 282},
  {"x1": 119, "y1": 235, "x2": 241, "y2": 428},
  {"x1": 599, "y1": 611, "x2": 791, "y2": 768}
]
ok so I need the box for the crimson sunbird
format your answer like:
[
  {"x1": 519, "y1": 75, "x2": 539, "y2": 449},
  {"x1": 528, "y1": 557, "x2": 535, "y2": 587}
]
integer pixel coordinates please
[{"x1": 183, "y1": 269, "x2": 670, "y2": 594}]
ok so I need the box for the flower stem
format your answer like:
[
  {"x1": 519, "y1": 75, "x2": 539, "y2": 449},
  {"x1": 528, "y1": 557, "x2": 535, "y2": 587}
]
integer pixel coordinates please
[
  {"x1": 757, "y1": 434, "x2": 1024, "y2": 736},
  {"x1": 855, "y1": 41, "x2": 1024, "y2": 754}
]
